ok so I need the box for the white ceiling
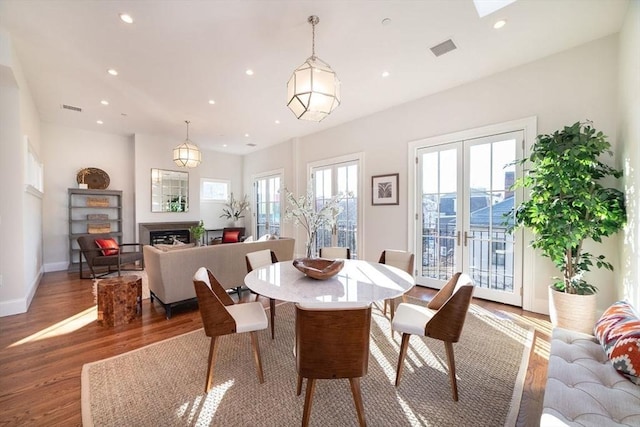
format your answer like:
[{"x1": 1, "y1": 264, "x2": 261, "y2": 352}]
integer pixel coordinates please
[{"x1": 0, "y1": 0, "x2": 629, "y2": 155}]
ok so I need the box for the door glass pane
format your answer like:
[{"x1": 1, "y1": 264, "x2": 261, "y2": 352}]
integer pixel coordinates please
[
  {"x1": 255, "y1": 175, "x2": 281, "y2": 238},
  {"x1": 467, "y1": 137, "x2": 516, "y2": 293},
  {"x1": 314, "y1": 168, "x2": 332, "y2": 255},
  {"x1": 312, "y1": 162, "x2": 359, "y2": 258},
  {"x1": 421, "y1": 149, "x2": 457, "y2": 280}
]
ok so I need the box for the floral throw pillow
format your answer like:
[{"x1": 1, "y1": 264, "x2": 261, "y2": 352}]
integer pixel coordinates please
[{"x1": 594, "y1": 300, "x2": 640, "y2": 384}]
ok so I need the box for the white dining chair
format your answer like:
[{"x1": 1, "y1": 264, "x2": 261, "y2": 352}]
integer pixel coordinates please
[
  {"x1": 246, "y1": 249, "x2": 279, "y2": 339},
  {"x1": 378, "y1": 250, "x2": 415, "y2": 320},
  {"x1": 391, "y1": 272, "x2": 475, "y2": 401},
  {"x1": 192, "y1": 267, "x2": 268, "y2": 392}
]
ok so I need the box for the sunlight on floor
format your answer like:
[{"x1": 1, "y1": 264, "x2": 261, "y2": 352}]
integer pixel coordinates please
[
  {"x1": 175, "y1": 379, "x2": 233, "y2": 424},
  {"x1": 8, "y1": 306, "x2": 97, "y2": 348}
]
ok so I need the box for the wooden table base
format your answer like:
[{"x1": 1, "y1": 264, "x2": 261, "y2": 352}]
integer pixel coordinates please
[{"x1": 97, "y1": 275, "x2": 142, "y2": 327}]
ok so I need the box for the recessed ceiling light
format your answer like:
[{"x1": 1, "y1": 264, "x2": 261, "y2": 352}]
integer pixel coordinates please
[
  {"x1": 494, "y1": 19, "x2": 507, "y2": 29},
  {"x1": 96, "y1": 120, "x2": 104, "y2": 125},
  {"x1": 244, "y1": 133, "x2": 250, "y2": 137},
  {"x1": 100, "y1": 100, "x2": 109, "y2": 105},
  {"x1": 107, "y1": 68, "x2": 118, "y2": 76},
  {"x1": 381, "y1": 18, "x2": 392, "y2": 25},
  {"x1": 119, "y1": 13, "x2": 133, "y2": 24},
  {"x1": 382, "y1": 71, "x2": 390, "y2": 78},
  {"x1": 245, "y1": 69, "x2": 254, "y2": 76},
  {"x1": 208, "y1": 99, "x2": 216, "y2": 105},
  {"x1": 223, "y1": 144, "x2": 228, "y2": 147},
  {"x1": 275, "y1": 120, "x2": 280, "y2": 124}
]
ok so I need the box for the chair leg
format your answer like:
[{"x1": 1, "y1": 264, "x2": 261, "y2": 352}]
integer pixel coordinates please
[
  {"x1": 444, "y1": 341, "x2": 458, "y2": 401},
  {"x1": 269, "y1": 298, "x2": 276, "y2": 339},
  {"x1": 395, "y1": 333, "x2": 410, "y2": 387},
  {"x1": 349, "y1": 377, "x2": 367, "y2": 427},
  {"x1": 249, "y1": 331, "x2": 265, "y2": 384},
  {"x1": 205, "y1": 336, "x2": 219, "y2": 393},
  {"x1": 302, "y1": 378, "x2": 316, "y2": 427},
  {"x1": 296, "y1": 375, "x2": 303, "y2": 396},
  {"x1": 383, "y1": 299, "x2": 388, "y2": 315}
]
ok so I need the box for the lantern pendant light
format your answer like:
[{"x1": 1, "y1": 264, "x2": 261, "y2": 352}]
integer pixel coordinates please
[
  {"x1": 287, "y1": 15, "x2": 340, "y2": 122},
  {"x1": 173, "y1": 120, "x2": 202, "y2": 168}
]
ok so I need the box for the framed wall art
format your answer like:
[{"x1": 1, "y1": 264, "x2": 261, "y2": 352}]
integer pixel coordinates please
[{"x1": 371, "y1": 173, "x2": 399, "y2": 205}]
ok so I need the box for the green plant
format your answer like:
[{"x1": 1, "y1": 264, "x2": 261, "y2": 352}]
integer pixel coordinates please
[
  {"x1": 190, "y1": 220, "x2": 206, "y2": 241},
  {"x1": 508, "y1": 121, "x2": 626, "y2": 295}
]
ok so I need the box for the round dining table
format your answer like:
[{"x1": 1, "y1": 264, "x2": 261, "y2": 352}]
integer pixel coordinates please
[{"x1": 244, "y1": 259, "x2": 415, "y2": 304}]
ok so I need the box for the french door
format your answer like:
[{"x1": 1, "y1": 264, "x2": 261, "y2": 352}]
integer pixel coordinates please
[
  {"x1": 416, "y1": 131, "x2": 523, "y2": 305},
  {"x1": 311, "y1": 160, "x2": 359, "y2": 258},
  {"x1": 253, "y1": 173, "x2": 282, "y2": 238}
]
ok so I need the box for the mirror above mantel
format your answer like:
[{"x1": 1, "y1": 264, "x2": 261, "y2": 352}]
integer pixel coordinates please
[{"x1": 151, "y1": 168, "x2": 189, "y2": 212}]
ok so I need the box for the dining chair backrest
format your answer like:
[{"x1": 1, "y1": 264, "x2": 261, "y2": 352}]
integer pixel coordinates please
[
  {"x1": 295, "y1": 303, "x2": 372, "y2": 380},
  {"x1": 378, "y1": 250, "x2": 414, "y2": 276},
  {"x1": 246, "y1": 249, "x2": 278, "y2": 272},
  {"x1": 192, "y1": 267, "x2": 236, "y2": 337},
  {"x1": 319, "y1": 247, "x2": 351, "y2": 259},
  {"x1": 424, "y1": 275, "x2": 475, "y2": 343}
]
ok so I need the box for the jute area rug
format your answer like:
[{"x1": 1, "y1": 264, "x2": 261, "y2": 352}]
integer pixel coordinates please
[{"x1": 81, "y1": 301, "x2": 532, "y2": 426}]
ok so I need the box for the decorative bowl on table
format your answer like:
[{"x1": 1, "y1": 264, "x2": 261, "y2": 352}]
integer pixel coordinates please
[{"x1": 292, "y1": 257, "x2": 344, "y2": 280}]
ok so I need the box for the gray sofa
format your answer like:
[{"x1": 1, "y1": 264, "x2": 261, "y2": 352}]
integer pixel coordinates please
[
  {"x1": 541, "y1": 327, "x2": 640, "y2": 426},
  {"x1": 143, "y1": 237, "x2": 295, "y2": 318}
]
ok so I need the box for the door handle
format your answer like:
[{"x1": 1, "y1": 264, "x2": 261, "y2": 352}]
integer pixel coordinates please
[
  {"x1": 456, "y1": 231, "x2": 461, "y2": 246},
  {"x1": 464, "y1": 231, "x2": 469, "y2": 247}
]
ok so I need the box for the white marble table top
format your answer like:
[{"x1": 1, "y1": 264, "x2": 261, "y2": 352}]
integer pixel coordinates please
[{"x1": 244, "y1": 259, "x2": 415, "y2": 304}]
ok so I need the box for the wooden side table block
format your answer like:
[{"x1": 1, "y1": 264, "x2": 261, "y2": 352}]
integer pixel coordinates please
[{"x1": 97, "y1": 275, "x2": 142, "y2": 327}]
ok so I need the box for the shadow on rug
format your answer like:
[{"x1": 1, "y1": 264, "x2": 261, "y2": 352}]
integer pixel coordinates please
[{"x1": 82, "y1": 301, "x2": 532, "y2": 426}]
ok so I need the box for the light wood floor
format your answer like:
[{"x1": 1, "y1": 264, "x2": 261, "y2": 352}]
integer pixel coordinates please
[{"x1": 0, "y1": 270, "x2": 550, "y2": 426}]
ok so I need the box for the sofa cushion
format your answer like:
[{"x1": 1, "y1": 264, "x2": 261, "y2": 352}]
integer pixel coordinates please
[
  {"x1": 541, "y1": 327, "x2": 640, "y2": 426},
  {"x1": 95, "y1": 238, "x2": 119, "y2": 256},
  {"x1": 154, "y1": 243, "x2": 196, "y2": 252}
]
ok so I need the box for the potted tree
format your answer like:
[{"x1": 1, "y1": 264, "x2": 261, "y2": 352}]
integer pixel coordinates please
[{"x1": 509, "y1": 121, "x2": 626, "y2": 333}]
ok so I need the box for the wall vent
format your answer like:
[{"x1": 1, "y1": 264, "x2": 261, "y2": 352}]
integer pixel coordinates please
[
  {"x1": 430, "y1": 39, "x2": 457, "y2": 57},
  {"x1": 61, "y1": 104, "x2": 82, "y2": 112}
]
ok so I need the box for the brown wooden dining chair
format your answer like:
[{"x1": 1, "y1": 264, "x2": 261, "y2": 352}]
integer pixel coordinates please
[
  {"x1": 246, "y1": 249, "x2": 279, "y2": 339},
  {"x1": 319, "y1": 246, "x2": 351, "y2": 259},
  {"x1": 192, "y1": 267, "x2": 268, "y2": 393},
  {"x1": 378, "y1": 249, "x2": 415, "y2": 320},
  {"x1": 295, "y1": 302, "x2": 372, "y2": 427},
  {"x1": 391, "y1": 272, "x2": 474, "y2": 401}
]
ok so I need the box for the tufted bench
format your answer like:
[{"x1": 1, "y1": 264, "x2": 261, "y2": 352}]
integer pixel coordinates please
[{"x1": 541, "y1": 327, "x2": 640, "y2": 426}]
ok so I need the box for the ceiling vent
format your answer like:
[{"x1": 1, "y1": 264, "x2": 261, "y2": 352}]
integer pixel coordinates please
[
  {"x1": 246, "y1": 143, "x2": 257, "y2": 147},
  {"x1": 430, "y1": 39, "x2": 457, "y2": 57},
  {"x1": 61, "y1": 104, "x2": 82, "y2": 112}
]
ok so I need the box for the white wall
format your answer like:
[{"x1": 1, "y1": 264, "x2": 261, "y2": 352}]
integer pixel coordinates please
[
  {"x1": 244, "y1": 34, "x2": 622, "y2": 315},
  {"x1": 41, "y1": 124, "x2": 135, "y2": 272},
  {"x1": 619, "y1": 0, "x2": 640, "y2": 309},
  {"x1": 134, "y1": 133, "x2": 244, "y2": 235},
  {"x1": 0, "y1": 29, "x2": 43, "y2": 316}
]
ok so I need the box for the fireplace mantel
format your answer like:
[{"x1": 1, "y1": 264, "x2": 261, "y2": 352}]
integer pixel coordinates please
[{"x1": 138, "y1": 221, "x2": 199, "y2": 246}]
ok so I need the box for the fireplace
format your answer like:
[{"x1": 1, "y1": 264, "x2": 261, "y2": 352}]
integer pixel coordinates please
[
  {"x1": 149, "y1": 229, "x2": 190, "y2": 245},
  {"x1": 138, "y1": 222, "x2": 199, "y2": 246}
]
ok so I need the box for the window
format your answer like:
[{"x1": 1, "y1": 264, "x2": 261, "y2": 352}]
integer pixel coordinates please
[
  {"x1": 254, "y1": 173, "x2": 282, "y2": 238},
  {"x1": 25, "y1": 136, "x2": 43, "y2": 196}
]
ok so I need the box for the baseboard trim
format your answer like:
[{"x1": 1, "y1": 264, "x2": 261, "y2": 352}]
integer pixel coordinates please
[
  {"x1": 0, "y1": 268, "x2": 43, "y2": 317},
  {"x1": 44, "y1": 262, "x2": 69, "y2": 272}
]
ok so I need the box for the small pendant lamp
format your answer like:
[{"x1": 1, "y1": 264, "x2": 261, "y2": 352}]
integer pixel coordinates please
[{"x1": 173, "y1": 120, "x2": 202, "y2": 168}]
